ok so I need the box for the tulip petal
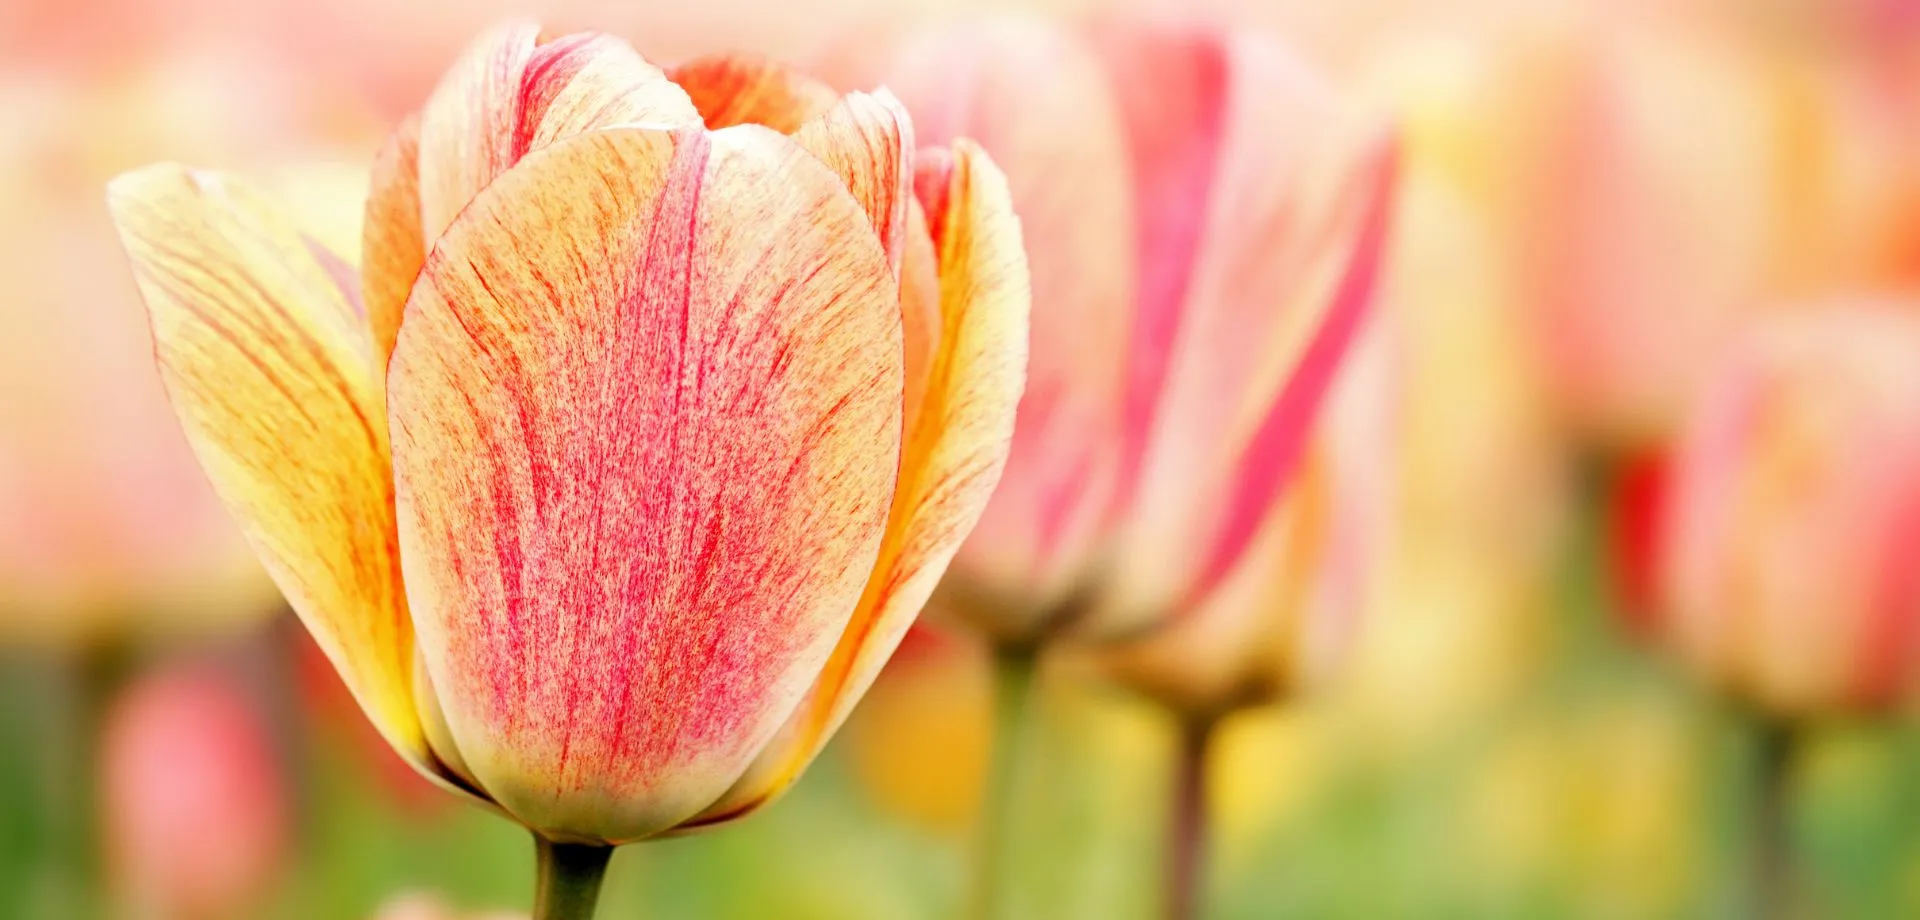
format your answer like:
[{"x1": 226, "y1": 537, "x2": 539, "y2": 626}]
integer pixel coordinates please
[
  {"x1": 416, "y1": 23, "x2": 700, "y2": 243},
  {"x1": 792, "y1": 90, "x2": 913, "y2": 277},
  {"x1": 1093, "y1": 29, "x2": 1396, "y2": 634},
  {"x1": 669, "y1": 54, "x2": 842, "y2": 133},
  {"x1": 1182, "y1": 137, "x2": 1396, "y2": 613},
  {"x1": 363, "y1": 114, "x2": 423, "y2": 370},
  {"x1": 108, "y1": 165, "x2": 429, "y2": 771},
  {"x1": 850, "y1": 19, "x2": 1134, "y2": 627},
  {"x1": 687, "y1": 141, "x2": 1029, "y2": 823},
  {"x1": 388, "y1": 125, "x2": 904, "y2": 843}
]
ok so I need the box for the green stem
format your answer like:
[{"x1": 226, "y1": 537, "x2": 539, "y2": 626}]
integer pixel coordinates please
[
  {"x1": 1750, "y1": 717, "x2": 1799, "y2": 920},
  {"x1": 973, "y1": 643, "x2": 1039, "y2": 920},
  {"x1": 55, "y1": 641, "x2": 127, "y2": 920},
  {"x1": 531, "y1": 836, "x2": 614, "y2": 920},
  {"x1": 1165, "y1": 716, "x2": 1216, "y2": 920}
]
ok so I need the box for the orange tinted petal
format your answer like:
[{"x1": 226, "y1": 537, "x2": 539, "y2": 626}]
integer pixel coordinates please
[
  {"x1": 362, "y1": 115, "x2": 422, "y2": 370},
  {"x1": 689, "y1": 141, "x2": 1029, "y2": 822},
  {"x1": 108, "y1": 166, "x2": 428, "y2": 770},
  {"x1": 1093, "y1": 28, "x2": 1394, "y2": 635},
  {"x1": 669, "y1": 53, "x2": 841, "y2": 132},
  {"x1": 388, "y1": 126, "x2": 903, "y2": 843}
]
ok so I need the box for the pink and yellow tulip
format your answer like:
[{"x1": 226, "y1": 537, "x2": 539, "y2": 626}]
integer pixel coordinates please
[
  {"x1": 827, "y1": 15, "x2": 1396, "y2": 646},
  {"x1": 107, "y1": 22, "x2": 1028, "y2": 910},
  {"x1": 1652, "y1": 306, "x2": 1920, "y2": 717}
]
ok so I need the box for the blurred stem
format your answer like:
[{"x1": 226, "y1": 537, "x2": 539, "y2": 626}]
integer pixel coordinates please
[
  {"x1": 973, "y1": 643, "x2": 1039, "y2": 920},
  {"x1": 1165, "y1": 716, "x2": 1216, "y2": 920},
  {"x1": 531, "y1": 836, "x2": 613, "y2": 920},
  {"x1": 1750, "y1": 717, "x2": 1799, "y2": 920},
  {"x1": 53, "y1": 641, "x2": 128, "y2": 920}
]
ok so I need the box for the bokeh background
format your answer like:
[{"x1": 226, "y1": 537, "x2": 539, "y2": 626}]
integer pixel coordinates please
[{"x1": 6, "y1": 0, "x2": 1920, "y2": 918}]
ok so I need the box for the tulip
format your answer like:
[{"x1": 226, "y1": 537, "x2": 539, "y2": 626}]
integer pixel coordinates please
[
  {"x1": 1357, "y1": 11, "x2": 1920, "y2": 447},
  {"x1": 100, "y1": 663, "x2": 288, "y2": 920},
  {"x1": 1655, "y1": 306, "x2": 1920, "y2": 717},
  {"x1": 108, "y1": 23, "x2": 1028, "y2": 918},
  {"x1": 1635, "y1": 305, "x2": 1920, "y2": 918},
  {"x1": 832, "y1": 17, "x2": 1393, "y2": 647},
  {"x1": 1096, "y1": 329, "x2": 1390, "y2": 920},
  {"x1": 824, "y1": 14, "x2": 1394, "y2": 920}
]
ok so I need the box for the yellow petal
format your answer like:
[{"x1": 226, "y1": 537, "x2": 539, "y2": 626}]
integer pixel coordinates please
[
  {"x1": 388, "y1": 125, "x2": 904, "y2": 844},
  {"x1": 689, "y1": 140, "x2": 1030, "y2": 824},
  {"x1": 107, "y1": 165, "x2": 428, "y2": 770}
]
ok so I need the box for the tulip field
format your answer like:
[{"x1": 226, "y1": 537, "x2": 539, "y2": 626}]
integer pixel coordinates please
[{"x1": 6, "y1": 1, "x2": 1920, "y2": 918}]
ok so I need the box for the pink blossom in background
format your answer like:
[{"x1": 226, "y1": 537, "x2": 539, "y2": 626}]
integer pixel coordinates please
[
  {"x1": 100, "y1": 664, "x2": 288, "y2": 920},
  {"x1": 1656, "y1": 306, "x2": 1920, "y2": 715},
  {"x1": 825, "y1": 13, "x2": 1396, "y2": 644}
]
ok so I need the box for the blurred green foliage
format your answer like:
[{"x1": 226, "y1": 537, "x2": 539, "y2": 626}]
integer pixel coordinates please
[{"x1": 5, "y1": 539, "x2": 1920, "y2": 920}]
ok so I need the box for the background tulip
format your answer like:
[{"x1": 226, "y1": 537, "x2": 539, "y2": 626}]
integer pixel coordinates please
[
  {"x1": 1099, "y1": 329, "x2": 1393, "y2": 723},
  {"x1": 824, "y1": 14, "x2": 1393, "y2": 920},
  {"x1": 100, "y1": 662, "x2": 288, "y2": 920},
  {"x1": 1655, "y1": 306, "x2": 1920, "y2": 717},
  {"x1": 825, "y1": 15, "x2": 1396, "y2": 647},
  {"x1": 109, "y1": 24, "x2": 1026, "y2": 918},
  {"x1": 1094, "y1": 327, "x2": 1393, "y2": 920}
]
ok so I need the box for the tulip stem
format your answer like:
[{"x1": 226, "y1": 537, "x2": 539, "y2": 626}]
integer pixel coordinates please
[
  {"x1": 531, "y1": 836, "x2": 613, "y2": 920},
  {"x1": 974, "y1": 643, "x2": 1039, "y2": 920},
  {"x1": 1166, "y1": 716, "x2": 1216, "y2": 920},
  {"x1": 1750, "y1": 717, "x2": 1800, "y2": 920}
]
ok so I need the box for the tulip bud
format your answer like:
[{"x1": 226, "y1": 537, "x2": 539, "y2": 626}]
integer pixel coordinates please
[
  {"x1": 1656, "y1": 306, "x2": 1920, "y2": 715},
  {"x1": 100, "y1": 663, "x2": 288, "y2": 920}
]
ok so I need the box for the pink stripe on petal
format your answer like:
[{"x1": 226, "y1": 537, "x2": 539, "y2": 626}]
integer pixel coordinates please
[
  {"x1": 1097, "y1": 25, "x2": 1229, "y2": 502},
  {"x1": 1181, "y1": 138, "x2": 1398, "y2": 613}
]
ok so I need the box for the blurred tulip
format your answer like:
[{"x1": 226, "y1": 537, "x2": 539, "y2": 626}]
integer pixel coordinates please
[
  {"x1": 1356, "y1": 11, "x2": 1919, "y2": 447},
  {"x1": 1100, "y1": 328, "x2": 1394, "y2": 720},
  {"x1": 100, "y1": 663, "x2": 287, "y2": 920},
  {"x1": 108, "y1": 23, "x2": 1026, "y2": 913},
  {"x1": 1653, "y1": 306, "x2": 1920, "y2": 717},
  {"x1": 827, "y1": 14, "x2": 1395, "y2": 646},
  {"x1": 0, "y1": 44, "x2": 376, "y2": 644}
]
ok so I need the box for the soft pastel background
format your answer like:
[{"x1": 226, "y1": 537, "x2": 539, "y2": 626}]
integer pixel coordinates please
[{"x1": 6, "y1": 0, "x2": 1920, "y2": 918}]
